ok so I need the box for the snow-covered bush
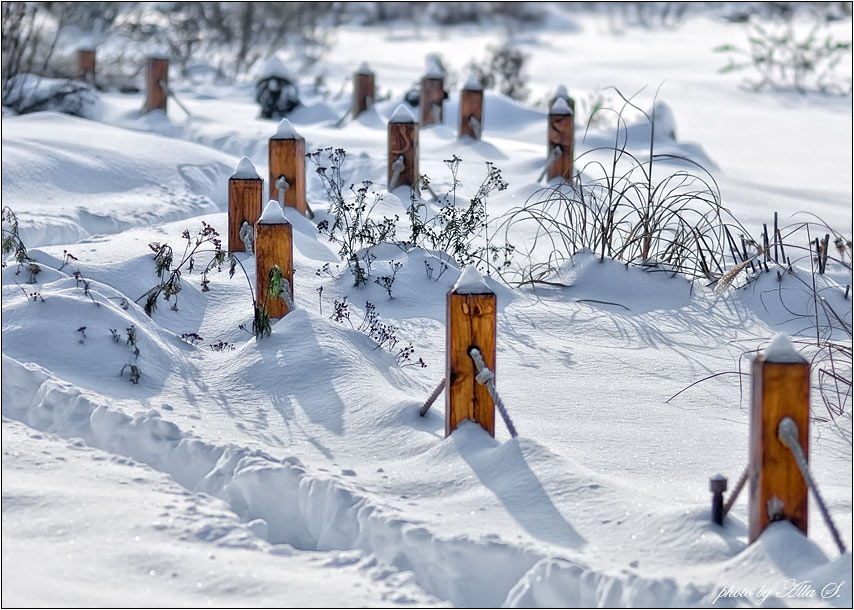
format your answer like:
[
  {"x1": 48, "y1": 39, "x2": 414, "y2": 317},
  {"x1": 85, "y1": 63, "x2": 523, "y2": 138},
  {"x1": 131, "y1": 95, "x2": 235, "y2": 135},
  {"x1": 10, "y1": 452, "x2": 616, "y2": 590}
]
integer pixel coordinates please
[
  {"x1": 255, "y1": 56, "x2": 300, "y2": 119},
  {"x1": 467, "y1": 42, "x2": 529, "y2": 101},
  {"x1": 3, "y1": 74, "x2": 101, "y2": 119}
]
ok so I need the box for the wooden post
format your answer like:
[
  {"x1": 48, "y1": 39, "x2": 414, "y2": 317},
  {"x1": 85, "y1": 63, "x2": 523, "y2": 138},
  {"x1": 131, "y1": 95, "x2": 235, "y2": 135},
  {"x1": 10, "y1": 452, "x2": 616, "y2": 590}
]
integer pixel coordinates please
[
  {"x1": 748, "y1": 336, "x2": 810, "y2": 543},
  {"x1": 255, "y1": 201, "x2": 294, "y2": 319},
  {"x1": 268, "y1": 119, "x2": 306, "y2": 215},
  {"x1": 446, "y1": 267, "x2": 496, "y2": 437},
  {"x1": 420, "y1": 76, "x2": 444, "y2": 126},
  {"x1": 710, "y1": 475, "x2": 727, "y2": 525},
  {"x1": 227, "y1": 157, "x2": 263, "y2": 253},
  {"x1": 459, "y1": 77, "x2": 484, "y2": 140},
  {"x1": 547, "y1": 98, "x2": 574, "y2": 182},
  {"x1": 143, "y1": 56, "x2": 169, "y2": 114},
  {"x1": 387, "y1": 104, "x2": 418, "y2": 190},
  {"x1": 77, "y1": 49, "x2": 96, "y2": 86},
  {"x1": 352, "y1": 63, "x2": 375, "y2": 118}
]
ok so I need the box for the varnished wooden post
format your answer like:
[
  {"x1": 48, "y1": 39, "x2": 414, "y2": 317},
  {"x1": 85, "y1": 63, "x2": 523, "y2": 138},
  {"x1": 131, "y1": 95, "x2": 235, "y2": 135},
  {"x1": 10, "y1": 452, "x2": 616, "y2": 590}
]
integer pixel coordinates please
[
  {"x1": 227, "y1": 157, "x2": 263, "y2": 253},
  {"x1": 77, "y1": 49, "x2": 96, "y2": 86},
  {"x1": 446, "y1": 267, "x2": 496, "y2": 437},
  {"x1": 255, "y1": 201, "x2": 294, "y2": 319},
  {"x1": 547, "y1": 98, "x2": 574, "y2": 182},
  {"x1": 268, "y1": 119, "x2": 306, "y2": 215},
  {"x1": 352, "y1": 63, "x2": 375, "y2": 118},
  {"x1": 143, "y1": 56, "x2": 169, "y2": 114},
  {"x1": 387, "y1": 104, "x2": 418, "y2": 190},
  {"x1": 420, "y1": 75, "x2": 444, "y2": 126},
  {"x1": 459, "y1": 77, "x2": 484, "y2": 140},
  {"x1": 749, "y1": 336, "x2": 810, "y2": 542}
]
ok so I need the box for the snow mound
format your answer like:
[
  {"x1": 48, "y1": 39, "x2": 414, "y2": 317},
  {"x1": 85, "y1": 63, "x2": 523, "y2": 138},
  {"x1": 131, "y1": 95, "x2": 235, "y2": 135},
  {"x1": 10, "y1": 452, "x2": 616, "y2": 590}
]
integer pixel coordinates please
[
  {"x1": 389, "y1": 104, "x2": 416, "y2": 123},
  {"x1": 463, "y1": 75, "x2": 483, "y2": 91},
  {"x1": 231, "y1": 156, "x2": 260, "y2": 180},
  {"x1": 764, "y1": 333, "x2": 806, "y2": 363},
  {"x1": 257, "y1": 55, "x2": 294, "y2": 81},
  {"x1": 1, "y1": 112, "x2": 236, "y2": 247},
  {"x1": 272, "y1": 117, "x2": 301, "y2": 139},
  {"x1": 549, "y1": 97, "x2": 572, "y2": 115},
  {"x1": 454, "y1": 265, "x2": 492, "y2": 294},
  {"x1": 259, "y1": 200, "x2": 288, "y2": 224}
]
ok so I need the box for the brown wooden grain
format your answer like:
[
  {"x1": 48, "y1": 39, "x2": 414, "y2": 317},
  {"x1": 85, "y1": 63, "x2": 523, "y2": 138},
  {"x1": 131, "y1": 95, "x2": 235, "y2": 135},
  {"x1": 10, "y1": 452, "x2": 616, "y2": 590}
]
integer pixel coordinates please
[
  {"x1": 458, "y1": 88, "x2": 483, "y2": 140},
  {"x1": 387, "y1": 121, "x2": 418, "y2": 189},
  {"x1": 268, "y1": 137, "x2": 306, "y2": 215},
  {"x1": 77, "y1": 49, "x2": 96, "y2": 86},
  {"x1": 352, "y1": 71, "x2": 375, "y2": 118},
  {"x1": 445, "y1": 289, "x2": 496, "y2": 437},
  {"x1": 749, "y1": 358, "x2": 810, "y2": 542},
  {"x1": 254, "y1": 220, "x2": 294, "y2": 319},
  {"x1": 547, "y1": 112, "x2": 574, "y2": 181},
  {"x1": 420, "y1": 76, "x2": 444, "y2": 126},
  {"x1": 143, "y1": 57, "x2": 169, "y2": 114},
  {"x1": 227, "y1": 178, "x2": 263, "y2": 253}
]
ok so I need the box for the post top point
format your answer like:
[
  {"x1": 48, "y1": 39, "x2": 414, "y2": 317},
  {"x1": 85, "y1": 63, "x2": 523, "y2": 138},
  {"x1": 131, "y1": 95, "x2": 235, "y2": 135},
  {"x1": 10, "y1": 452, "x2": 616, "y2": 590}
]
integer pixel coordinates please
[
  {"x1": 453, "y1": 265, "x2": 493, "y2": 295},
  {"x1": 389, "y1": 103, "x2": 416, "y2": 124},
  {"x1": 272, "y1": 118, "x2": 301, "y2": 140},
  {"x1": 762, "y1": 334, "x2": 807, "y2": 364},
  {"x1": 231, "y1": 156, "x2": 260, "y2": 180},
  {"x1": 463, "y1": 75, "x2": 483, "y2": 91},
  {"x1": 550, "y1": 97, "x2": 573, "y2": 116},
  {"x1": 258, "y1": 200, "x2": 290, "y2": 225},
  {"x1": 356, "y1": 62, "x2": 373, "y2": 75}
]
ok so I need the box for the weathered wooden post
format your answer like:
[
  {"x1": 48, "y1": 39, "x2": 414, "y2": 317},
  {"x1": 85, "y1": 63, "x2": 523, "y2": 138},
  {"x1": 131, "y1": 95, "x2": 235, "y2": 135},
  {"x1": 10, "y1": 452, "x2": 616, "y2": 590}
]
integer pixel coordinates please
[
  {"x1": 227, "y1": 157, "x2": 263, "y2": 254},
  {"x1": 459, "y1": 76, "x2": 484, "y2": 140},
  {"x1": 547, "y1": 97, "x2": 574, "y2": 182},
  {"x1": 749, "y1": 335, "x2": 809, "y2": 542},
  {"x1": 446, "y1": 266, "x2": 496, "y2": 437},
  {"x1": 143, "y1": 56, "x2": 169, "y2": 114},
  {"x1": 255, "y1": 200, "x2": 294, "y2": 319},
  {"x1": 388, "y1": 104, "x2": 418, "y2": 190},
  {"x1": 549, "y1": 85, "x2": 575, "y2": 115},
  {"x1": 420, "y1": 59, "x2": 445, "y2": 126},
  {"x1": 268, "y1": 119, "x2": 306, "y2": 215},
  {"x1": 352, "y1": 62, "x2": 375, "y2": 118},
  {"x1": 710, "y1": 475, "x2": 727, "y2": 525},
  {"x1": 77, "y1": 49, "x2": 96, "y2": 86}
]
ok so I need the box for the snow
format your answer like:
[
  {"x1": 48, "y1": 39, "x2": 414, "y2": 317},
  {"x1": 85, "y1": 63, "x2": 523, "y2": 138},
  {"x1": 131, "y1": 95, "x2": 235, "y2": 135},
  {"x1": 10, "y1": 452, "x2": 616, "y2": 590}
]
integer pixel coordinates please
[
  {"x1": 258, "y1": 200, "x2": 288, "y2": 224},
  {"x1": 764, "y1": 334, "x2": 806, "y2": 364},
  {"x1": 231, "y1": 155, "x2": 260, "y2": 180},
  {"x1": 463, "y1": 75, "x2": 483, "y2": 91},
  {"x1": 425, "y1": 54, "x2": 445, "y2": 78},
  {"x1": 389, "y1": 103, "x2": 416, "y2": 123},
  {"x1": 453, "y1": 265, "x2": 491, "y2": 294},
  {"x1": 257, "y1": 54, "x2": 293, "y2": 81},
  {"x1": 272, "y1": 117, "x2": 300, "y2": 139},
  {"x1": 549, "y1": 97, "x2": 572, "y2": 115},
  {"x1": 1, "y1": 8, "x2": 851, "y2": 609},
  {"x1": 357, "y1": 62, "x2": 373, "y2": 75}
]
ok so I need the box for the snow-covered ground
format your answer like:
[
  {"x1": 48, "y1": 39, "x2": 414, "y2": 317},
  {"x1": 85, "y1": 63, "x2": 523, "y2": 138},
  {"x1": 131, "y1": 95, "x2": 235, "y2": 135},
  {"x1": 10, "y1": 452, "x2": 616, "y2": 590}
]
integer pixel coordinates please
[{"x1": 2, "y1": 9, "x2": 852, "y2": 608}]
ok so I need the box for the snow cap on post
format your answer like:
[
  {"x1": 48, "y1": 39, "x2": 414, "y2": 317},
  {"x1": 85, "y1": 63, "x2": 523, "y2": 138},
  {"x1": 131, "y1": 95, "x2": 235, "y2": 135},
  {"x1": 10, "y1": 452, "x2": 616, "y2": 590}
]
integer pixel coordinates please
[
  {"x1": 258, "y1": 54, "x2": 294, "y2": 81},
  {"x1": 272, "y1": 118, "x2": 301, "y2": 140},
  {"x1": 425, "y1": 54, "x2": 444, "y2": 78},
  {"x1": 389, "y1": 103, "x2": 416, "y2": 123},
  {"x1": 357, "y1": 61, "x2": 373, "y2": 75},
  {"x1": 259, "y1": 200, "x2": 289, "y2": 224},
  {"x1": 763, "y1": 334, "x2": 807, "y2": 364},
  {"x1": 231, "y1": 156, "x2": 260, "y2": 180},
  {"x1": 453, "y1": 265, "x2": 492, "y2": 294},
  {"x1": 463, "y1": 74, "x2": 483, "y2": 91},
  {"x1": 550, "y1": 97, "x2": 573, "y2": 115}
]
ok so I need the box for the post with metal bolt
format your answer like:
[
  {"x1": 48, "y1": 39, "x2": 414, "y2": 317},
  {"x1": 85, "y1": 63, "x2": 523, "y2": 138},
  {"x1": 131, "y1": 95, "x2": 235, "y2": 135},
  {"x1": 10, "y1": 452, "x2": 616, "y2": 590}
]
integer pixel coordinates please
[
  {"x1": 227, "y1": 157, "x2": 263, "y2": 254},
  {"x1": 387, "y1": 104, "x2": 418, "y2": 191},
  {"x1": 77, "y1": 49, "x2": 96, "y2": 86},
  {"x1": 547, "y1": 97, "x2": 574, "y2": 182},
  {"x1": 748, "y1": 336, "x2": 810, "y2": 542},
  {"x1": 268, "y1": 119, "x2": 306, "y2": 215},
  {"x1": 459, "y1": 76, "x2": 484, "y2": 140},
  {"x1": 710, "y1": 475, "x2": 727, "y2": 525},
  {"x1": 255, "y1": 201, "x2": 294, "y2": 319},
  {"x1": 446, "y1": 267, "x2": 496, "y2": 437},
  {"x1": 143, "y1": 56, "x2": 169, "y2": 113},
  {"x1": 353, "y1": 63, "x2": 375, "y2": 118}
]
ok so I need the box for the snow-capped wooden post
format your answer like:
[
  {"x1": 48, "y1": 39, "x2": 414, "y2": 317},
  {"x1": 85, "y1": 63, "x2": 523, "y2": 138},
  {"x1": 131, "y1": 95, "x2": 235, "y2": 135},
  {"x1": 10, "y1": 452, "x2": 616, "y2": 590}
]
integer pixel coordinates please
[
  {"x1": 446, "y1": 267, "x2": 496, "y2": 438},
  {"x1": 77, "y1": 49, "x2": 96, "y2": 86},
  {"x1": 749, "y1": 335, "x2": 810, "y2": 543},
  {"x1": 547, "y1": 97, "x2": 574, "y2": 182},
  {"x1": 268, "y1": 119, "x2": 307, "y2": 215},
  {"x1": 459, "y1": 76, "x2": 484, "y2": 140},
  {"x1": 388, "y1": 104, "x2": 418, "y2": 190},
  {"x1": 255, "y1": 200, "x2": 294, "y2": 319},
  {"x1": 549, "y1": 85, "x2": 575, "y2": 115},
  {"x1": 143, "y1": 56, "x2": 169, "y2": 114},
  {"x1": 419, "y1": 56, "x2": 445, "y2": 126},
  {"x1": 227, "y1": 157, "x2": 263, "y2": 254},
  {"x1": 352, "y1": 62, "x2": 375, "y2": 118}
]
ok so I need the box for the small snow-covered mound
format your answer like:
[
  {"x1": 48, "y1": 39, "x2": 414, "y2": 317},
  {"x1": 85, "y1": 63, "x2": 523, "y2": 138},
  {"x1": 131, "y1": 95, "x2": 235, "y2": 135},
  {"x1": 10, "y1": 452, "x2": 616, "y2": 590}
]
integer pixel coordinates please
[{"x1": 1, "y1": 112, "x2": 237, "y2": 247}]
